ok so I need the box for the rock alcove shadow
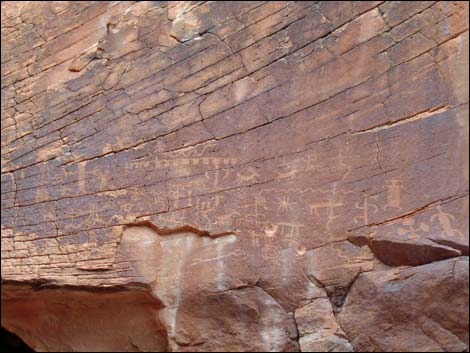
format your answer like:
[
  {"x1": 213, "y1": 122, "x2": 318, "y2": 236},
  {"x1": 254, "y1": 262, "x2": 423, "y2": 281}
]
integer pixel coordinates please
[{"x1": 0, "y1": 326, "x2": 34, "y2": 352}]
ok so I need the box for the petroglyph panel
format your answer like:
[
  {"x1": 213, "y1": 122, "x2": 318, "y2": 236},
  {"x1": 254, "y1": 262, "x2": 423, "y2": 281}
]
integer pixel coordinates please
[{"x1": 1, "y1": 1, "x2": 468, "y2": 352}]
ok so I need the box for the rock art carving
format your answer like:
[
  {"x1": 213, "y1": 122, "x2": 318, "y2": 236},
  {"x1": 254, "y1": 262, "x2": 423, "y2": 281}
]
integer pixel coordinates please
[
  {"x1": 1, "y1": 1, "x2": 468, "y2": 352},
  {"x1": 431, "y1": 205, "x2": 465, "y2": 239},
  {"x1": 384, "y1": 179, "x2": 402, "y2": 210},
  {"x1": 353, "y1": 195, "x2": 379, "y2": 226}
]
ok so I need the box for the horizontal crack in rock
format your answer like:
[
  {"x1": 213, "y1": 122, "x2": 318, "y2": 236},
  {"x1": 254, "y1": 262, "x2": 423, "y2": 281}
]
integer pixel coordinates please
[{"x1": 124, "y1": 220, "x2": 237, "y2": 239}]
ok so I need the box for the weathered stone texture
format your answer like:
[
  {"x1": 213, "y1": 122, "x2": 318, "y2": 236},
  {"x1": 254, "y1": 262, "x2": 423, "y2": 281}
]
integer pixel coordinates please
[{"x1": 1, "y1": 1, "x2": 468, "y2": 352}]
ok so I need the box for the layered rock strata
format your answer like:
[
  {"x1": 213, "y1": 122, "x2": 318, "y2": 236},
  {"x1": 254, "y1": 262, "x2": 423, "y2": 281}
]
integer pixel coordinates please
[{"x1": 1, "y1": 1, "x2": 469, "y2": 351}]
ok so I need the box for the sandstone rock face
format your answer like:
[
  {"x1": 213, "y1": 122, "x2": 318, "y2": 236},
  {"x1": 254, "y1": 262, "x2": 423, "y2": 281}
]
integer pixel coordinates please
[
  {"x1": 1, "y1": 1, "x2": 468, "y2": 352},
  {"x1": 338, "y1": 257, "x2": 470, "y2": 352}
]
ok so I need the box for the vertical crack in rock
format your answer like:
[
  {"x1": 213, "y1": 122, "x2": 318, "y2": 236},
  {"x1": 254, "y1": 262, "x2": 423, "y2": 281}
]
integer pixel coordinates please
[
  {"x1": 374, "y1": 132, "x2": 383, "y2": 172},
  {"x1": 294, "y1": 297, "x2": 354, "y2": 352}
]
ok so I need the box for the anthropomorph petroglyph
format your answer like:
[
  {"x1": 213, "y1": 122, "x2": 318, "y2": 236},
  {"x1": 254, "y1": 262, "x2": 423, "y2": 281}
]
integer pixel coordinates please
[
  {"x1": 384, "y1": 179, "x2": 402, "y2": 210},
  {"x1": 261, "y1": 225, "x2": 282, "y2": 260},
  {"x1": 354, "y1": 195, "x2": 379, "y2": 226},
  {"x1": 431, "y1": 205, "x2": 464, "y2": 239},
  {"x1": 309, "y1": 201, "x2": 343, "y2": 229},
  {"x1": 277, "y1": 222, "x2": 306, "y2": 254}
]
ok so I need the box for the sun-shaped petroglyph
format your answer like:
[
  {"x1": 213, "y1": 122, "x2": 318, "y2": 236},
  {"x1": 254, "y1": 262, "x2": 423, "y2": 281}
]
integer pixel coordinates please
[{"x1": 277, "y1": 196, "x2": 297, "y2": 212}]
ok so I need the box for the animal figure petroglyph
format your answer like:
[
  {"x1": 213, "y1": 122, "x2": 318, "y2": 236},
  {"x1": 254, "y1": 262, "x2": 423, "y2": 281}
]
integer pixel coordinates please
[
  {"x1": 276, "y1": 163, "x2": 299, "y2": 178},
  {"x1": 236, "y1": 167, "x2": 259, "y2": 184},
  {"x1": 397, "y1": 218, "x2": 429, "y2": 241},
  {"x1": 155, "y1": 157, "x2": 237, "y2": 169}
]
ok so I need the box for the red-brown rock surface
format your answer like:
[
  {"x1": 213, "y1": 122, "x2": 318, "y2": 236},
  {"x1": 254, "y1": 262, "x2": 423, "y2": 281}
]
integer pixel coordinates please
[{"x1": 1, "y1": 1, "x2": 469, "y2": 352}]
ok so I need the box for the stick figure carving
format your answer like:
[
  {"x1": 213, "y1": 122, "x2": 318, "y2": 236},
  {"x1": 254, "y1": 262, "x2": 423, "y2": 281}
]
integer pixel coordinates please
[
  {"x1": 431, "y1": 206, "x2": 464, "y2": 239},
  {"x1": 384, "y1": 180, "x2": 402, "y2": 210},
  {"x1": 354, "y1": 196, "x2": 379, "y2": 225}
]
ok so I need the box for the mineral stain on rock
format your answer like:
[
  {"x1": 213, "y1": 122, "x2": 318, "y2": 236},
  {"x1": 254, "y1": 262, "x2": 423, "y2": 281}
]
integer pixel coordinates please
[{"x1": 1, "y1": 1, "x2": 469, "y2": 352}]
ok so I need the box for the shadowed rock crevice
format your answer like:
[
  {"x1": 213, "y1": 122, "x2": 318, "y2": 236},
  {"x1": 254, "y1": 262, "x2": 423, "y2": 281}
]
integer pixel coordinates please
[
  {"x1": 124, "y1": 219, "x2": 237, "y2": 238},
  {"x1": 0, "y1": 326, "x2": 35, "y2": 352},
  {"x1": 1, "y1": 284, "x2": 169, "y2": 352}
]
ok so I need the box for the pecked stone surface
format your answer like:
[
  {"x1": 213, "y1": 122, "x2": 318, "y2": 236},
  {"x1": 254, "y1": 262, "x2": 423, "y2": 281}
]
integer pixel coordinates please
[{"x1": 1, "y1": 1, "x2": 468, "y2": 352}]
